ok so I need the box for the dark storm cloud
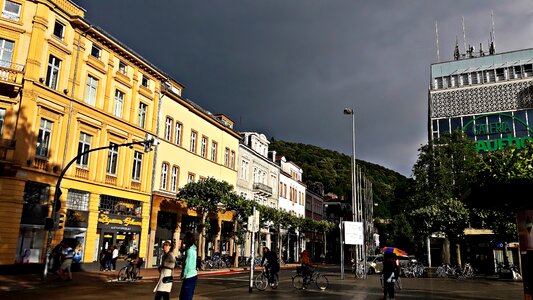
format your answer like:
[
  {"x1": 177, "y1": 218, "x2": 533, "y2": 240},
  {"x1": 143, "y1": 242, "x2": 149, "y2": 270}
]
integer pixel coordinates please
[{"x1": 74, "y1": 0, "x2": 533, "y2": 176}]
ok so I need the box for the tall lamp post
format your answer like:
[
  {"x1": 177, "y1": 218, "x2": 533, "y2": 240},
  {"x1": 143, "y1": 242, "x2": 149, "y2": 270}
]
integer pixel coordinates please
[{"x1": 343, "y1": 108, "x2": 358, "y2": 262}]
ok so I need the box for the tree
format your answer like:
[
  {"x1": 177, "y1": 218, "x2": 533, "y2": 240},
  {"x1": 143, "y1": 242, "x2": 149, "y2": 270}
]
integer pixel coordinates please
[
  {"x1": 469, "y1": 142, "x2": 533, "y2": 266},
  {"x1": 411, "y1": 131, "x2": 479, "y2": 265},
  {"x1": 177, "y1": 177, "x2": 234, "y2": 261}
]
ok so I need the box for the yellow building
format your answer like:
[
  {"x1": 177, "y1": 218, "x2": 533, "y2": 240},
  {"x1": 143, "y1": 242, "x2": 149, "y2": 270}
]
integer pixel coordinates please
[
  {"x1": 0, "y1": 0, "x2": 168, "y2": 265},
  {"x1": 148, "y1": 83, "x2": 240, "y2": 267}
]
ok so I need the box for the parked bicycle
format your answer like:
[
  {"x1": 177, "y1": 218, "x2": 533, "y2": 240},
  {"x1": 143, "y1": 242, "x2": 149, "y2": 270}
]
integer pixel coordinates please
[
  {"x1": 351, "y1": 259, "x2": 365, "y2": 278},
  {"x1": 292, "y1": 265, "x2": 328, "y2": 290},
  {"x1": 255, "y1": 267, "x2": 279, "y2": 290}
]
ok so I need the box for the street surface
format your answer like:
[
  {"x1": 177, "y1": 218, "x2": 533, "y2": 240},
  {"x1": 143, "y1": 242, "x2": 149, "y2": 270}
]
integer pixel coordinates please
[{"x1": 0, "y1": 266, "x2": 524, "y2": 299}]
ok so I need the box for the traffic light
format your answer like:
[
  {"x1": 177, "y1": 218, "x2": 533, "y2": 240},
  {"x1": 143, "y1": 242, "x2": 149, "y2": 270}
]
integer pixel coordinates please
[
  {"x1": 56, "y1": 213, "x2": 66, "y2": 230},
  {"x1": 143, "y1": 133, "x2": 159, "y2": 153}
]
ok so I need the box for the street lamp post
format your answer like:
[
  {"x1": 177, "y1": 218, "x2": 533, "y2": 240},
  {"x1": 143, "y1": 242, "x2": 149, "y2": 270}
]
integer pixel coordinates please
[{"x1": 343, "y1": 108, "x2": 358, "y2": 262}]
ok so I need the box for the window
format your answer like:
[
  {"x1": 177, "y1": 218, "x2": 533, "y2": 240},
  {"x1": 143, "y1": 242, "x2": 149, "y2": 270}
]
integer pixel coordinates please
[
  {"x1": 138, "y1": 102, "x2": 147, "y2": 128},
  {"x1": 240, "y1": 160, "x2": 248, "y2": 179},
  {"x1": 224, "y1": 148, "x2": 230, "y2": 167},
  {"x1": 53, "y1": 21, "x2": 65, "y2": 40},
  {"x1": 0, "y1": 108, "x2": 5, "y2": 136},
  {"x1": 190, "y1": 131, "x2": 197, "y2": 153},
  {"x1": 201, "y1": 136, "x2": 207, "y2": 158},
  {"x1": 131, "y1": 151, "x2": 143, "y2": 182},
  {"x1": 187, "y1": 173, "x2": 195, "y2": 184},
  {"x1": 99, "y1": 195, "x2": 142, "y2": 216},
  {"x1": 67, "y1": 189, "x2": 89, "y2": 211},
  {"x1": 141, "y1": 75, "x2": 149, "y2": 88},
  {"x1": 160, "y1": 163, "x2": 169, "y2": 190},
  {"x1": 90, "y1": 44, "x2": 101, "y2": 59},
  {"x1": 76, "y1": 132, "x2": 92, "y2": 168},
  {"x1": 2, "y1": 1, "x2": 20, "y2": 21},
  {"x1": 171, "y1": 166, "x2": 179, "y2": 192},
  {"x1": 211, "y1": 141, "x2": 217, "y2": 162},
  {"x1": 106, "y1": 142, "x2": 118, "y2": 175},
  {"x1": 0, "y1": 38, "x2": 14, "y2": 68},
  {"x1": 174, "y1": 122, "x2": 182, "y2": 145},
  {"x1": 46, "y1": 55, "x2": 61, "y2": 89},
  {"x1": 230, "y1": 150, "x2": 235, "y2": 169},
  {"x1": 114, "y1": 90, "x2": 124, "y2": 118},
  {"x1": 165, "y1": 117, "x2": 172, "y2": 141},
  {"x1": 84, "y1": 75, "x2": 98, "y2": 106},
  {"x1": 118, "y1": 60, "x2": 127, "y2": 75},
  {"x1": 36, "y1": 118, "x2": 52, "y2": 157}
]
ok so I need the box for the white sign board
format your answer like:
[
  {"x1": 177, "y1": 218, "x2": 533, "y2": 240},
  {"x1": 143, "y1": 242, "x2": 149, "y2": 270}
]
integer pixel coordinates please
[
  {"x1": 247, "y1": 210, "x2": 260, "y2": 233},
  {"x1": 344, "y1": 221, "x2": 363, "y2": 245}
]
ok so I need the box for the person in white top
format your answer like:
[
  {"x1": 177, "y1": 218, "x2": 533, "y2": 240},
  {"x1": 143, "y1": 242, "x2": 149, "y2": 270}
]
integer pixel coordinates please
[{"x1": 112, "y1": 246, "x2": 119, "y2": 271}]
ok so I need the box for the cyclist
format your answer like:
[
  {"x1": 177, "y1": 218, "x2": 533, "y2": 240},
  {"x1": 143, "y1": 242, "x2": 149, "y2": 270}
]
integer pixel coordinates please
[
  {"x1": 299, "y1": 249, "x2": 313, "y2": 284},
  {"x1": 125, "y1": 249, "x2": 140, "y2": 280},
  {"x1": 260, "y1": 247, "x2": 279, "y2": 286}
]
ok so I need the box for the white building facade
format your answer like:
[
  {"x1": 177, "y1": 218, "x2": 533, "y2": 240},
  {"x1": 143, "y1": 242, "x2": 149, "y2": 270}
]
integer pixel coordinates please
[{"x1": 235, "y1": 132, "x2": 280, "y2": 256}]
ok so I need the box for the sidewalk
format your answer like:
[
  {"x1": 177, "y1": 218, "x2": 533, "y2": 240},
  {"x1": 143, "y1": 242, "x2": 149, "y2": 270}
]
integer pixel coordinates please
[{"x1": 0, "y1": 263, "x2": 299, "y2": 292}]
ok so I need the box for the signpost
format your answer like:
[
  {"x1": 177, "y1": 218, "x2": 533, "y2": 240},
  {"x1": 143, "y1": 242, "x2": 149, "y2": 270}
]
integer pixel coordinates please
[
  {"x1": 344, "y1": 221, "x2": 364, "y2": 245},
  {"x1": 248, "y1": 207, "x2": 260, "y2": 293}
]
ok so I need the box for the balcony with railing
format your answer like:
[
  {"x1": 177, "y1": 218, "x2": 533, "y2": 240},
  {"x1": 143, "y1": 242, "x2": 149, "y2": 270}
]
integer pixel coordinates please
[
  {"x1": 253, "y1": 182, "x2": 272, "y2": 196},
  {"x1": 0, "y1": 61, "x2": 24, "y2": 87},
  {"x1": 0, "y1": 139, "x2": 15, "y2": 161}
]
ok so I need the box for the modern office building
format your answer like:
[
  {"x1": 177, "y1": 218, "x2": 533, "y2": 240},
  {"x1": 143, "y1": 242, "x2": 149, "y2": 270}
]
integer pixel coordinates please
[
  {"x1": 429, "y1": 48, "x2": 533, "y2": 151},
  {"x1": 428, "y1": 45, "x2": 533, "y2": 268}
]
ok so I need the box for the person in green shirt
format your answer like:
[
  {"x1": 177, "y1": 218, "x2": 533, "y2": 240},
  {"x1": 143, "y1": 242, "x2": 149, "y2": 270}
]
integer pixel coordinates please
[{"x1": 179, "y1": 232, "x2": 198, "y2": 300}]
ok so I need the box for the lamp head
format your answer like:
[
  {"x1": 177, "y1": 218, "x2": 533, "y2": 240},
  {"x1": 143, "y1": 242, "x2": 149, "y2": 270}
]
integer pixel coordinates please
[{"x1": 343, "y1": 108, "x2": 354, "y2": 115}]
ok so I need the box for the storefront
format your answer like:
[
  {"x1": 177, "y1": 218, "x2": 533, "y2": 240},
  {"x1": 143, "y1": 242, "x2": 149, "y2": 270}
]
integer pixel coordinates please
[
  {"x1": 95, "y1": 195, "x2": 143, "y2": 258},
  {"x1": 16, "y1": 181, "x2": 50, "y2": 263}
]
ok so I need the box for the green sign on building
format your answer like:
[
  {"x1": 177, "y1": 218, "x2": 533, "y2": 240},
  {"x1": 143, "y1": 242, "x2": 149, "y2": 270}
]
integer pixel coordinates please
[{"x1": 462, "y1": 113, "x2": 533, "y2": 153}]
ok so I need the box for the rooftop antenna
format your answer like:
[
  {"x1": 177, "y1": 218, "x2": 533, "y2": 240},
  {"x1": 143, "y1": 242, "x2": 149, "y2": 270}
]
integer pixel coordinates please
[
  {"x1": 462, "y1": 16, "x2": 467, "y2": 56},
  {"x1": 454, "y1": 36, "x2": 460, "y2": 60},
  {"x1": 490, "y1": 10, "x2": 496, "y2": 54},
  {"x1": 435, "y1": 20, "x2": 440, "y2": 62}
]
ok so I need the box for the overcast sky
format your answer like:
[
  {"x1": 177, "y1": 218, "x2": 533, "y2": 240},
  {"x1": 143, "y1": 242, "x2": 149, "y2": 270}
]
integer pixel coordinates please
[{"x1": 73, "y1": 1, "x2": 533, "y2": 177}]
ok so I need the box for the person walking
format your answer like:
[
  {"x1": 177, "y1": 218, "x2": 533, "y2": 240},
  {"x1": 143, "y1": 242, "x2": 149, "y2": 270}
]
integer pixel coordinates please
[
  {"x1": 179, "y1": 232, "x2": 198, "y2": 300},
  {"x1": 57, "y1": 244, "x2": 74, "y2": 281},
  {"x1": 382, "y1": 252, "x2": 400, "y2": 300},
  {"x1": 153, "y1": 240, "x2": 176, "y2": 300},
  {"x1": 111, "y1": 246, "x2": 119, "y2": 271}
]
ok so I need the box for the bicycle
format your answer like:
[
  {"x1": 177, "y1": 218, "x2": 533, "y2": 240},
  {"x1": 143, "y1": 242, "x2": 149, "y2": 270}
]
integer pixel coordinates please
[
  {"x1": 255, "y1": 267, "x2": 279, "y2": 291},
  {"x1": 351, "y1": 259, "x2": 365, "y2": 278},
  {"x1": 117, "y1": 258, "x2": 142, "y2": 282},
  {"x1": 292, "y1": 265, "x2": 329, "y2": 290}
]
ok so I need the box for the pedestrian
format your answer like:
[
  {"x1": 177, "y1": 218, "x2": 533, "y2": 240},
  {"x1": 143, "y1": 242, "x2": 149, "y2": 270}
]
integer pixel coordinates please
[
  {"x1": 382, "y1": 252, "x2": 400, "y2": 300},
  {"x1": 153, "y1": 240, "x2": 176, "y2": 300},
  {"x1": 112, "y1": 245, "x2": 119, "y2": 271},
  {"x1": 179, "y1": 232, "x2": 198, "y2": 300},
  {"x1": 57, "y1": 244, "x2": 74, "y2": 281},
  {"x1": 50, "y1": 241, "x2": 65, "y2": 273},
  {"x1": 104, "y1": 247, "x2": 113, "y2": 271}
]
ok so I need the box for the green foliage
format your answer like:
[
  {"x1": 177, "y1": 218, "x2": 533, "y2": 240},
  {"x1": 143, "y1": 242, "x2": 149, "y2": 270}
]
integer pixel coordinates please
[
  {"x1": 177, "y1": 177, "x2": 335, "y2": 237},
  {"x1": 177, "y1": 177, "x2": 234, "y2": 214},
  {"x1": 269, "y1": 140, "x2": 409, "y2": 220},
  {"x1": 411, "y1": 198, "x2": 470, "y2": 241},
  {"x1": 475, "y1": 141, "x2": 533, "y2": 185},
  {"x1": 412, "y1": 131, "x2": 480, "y2": 207}
]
